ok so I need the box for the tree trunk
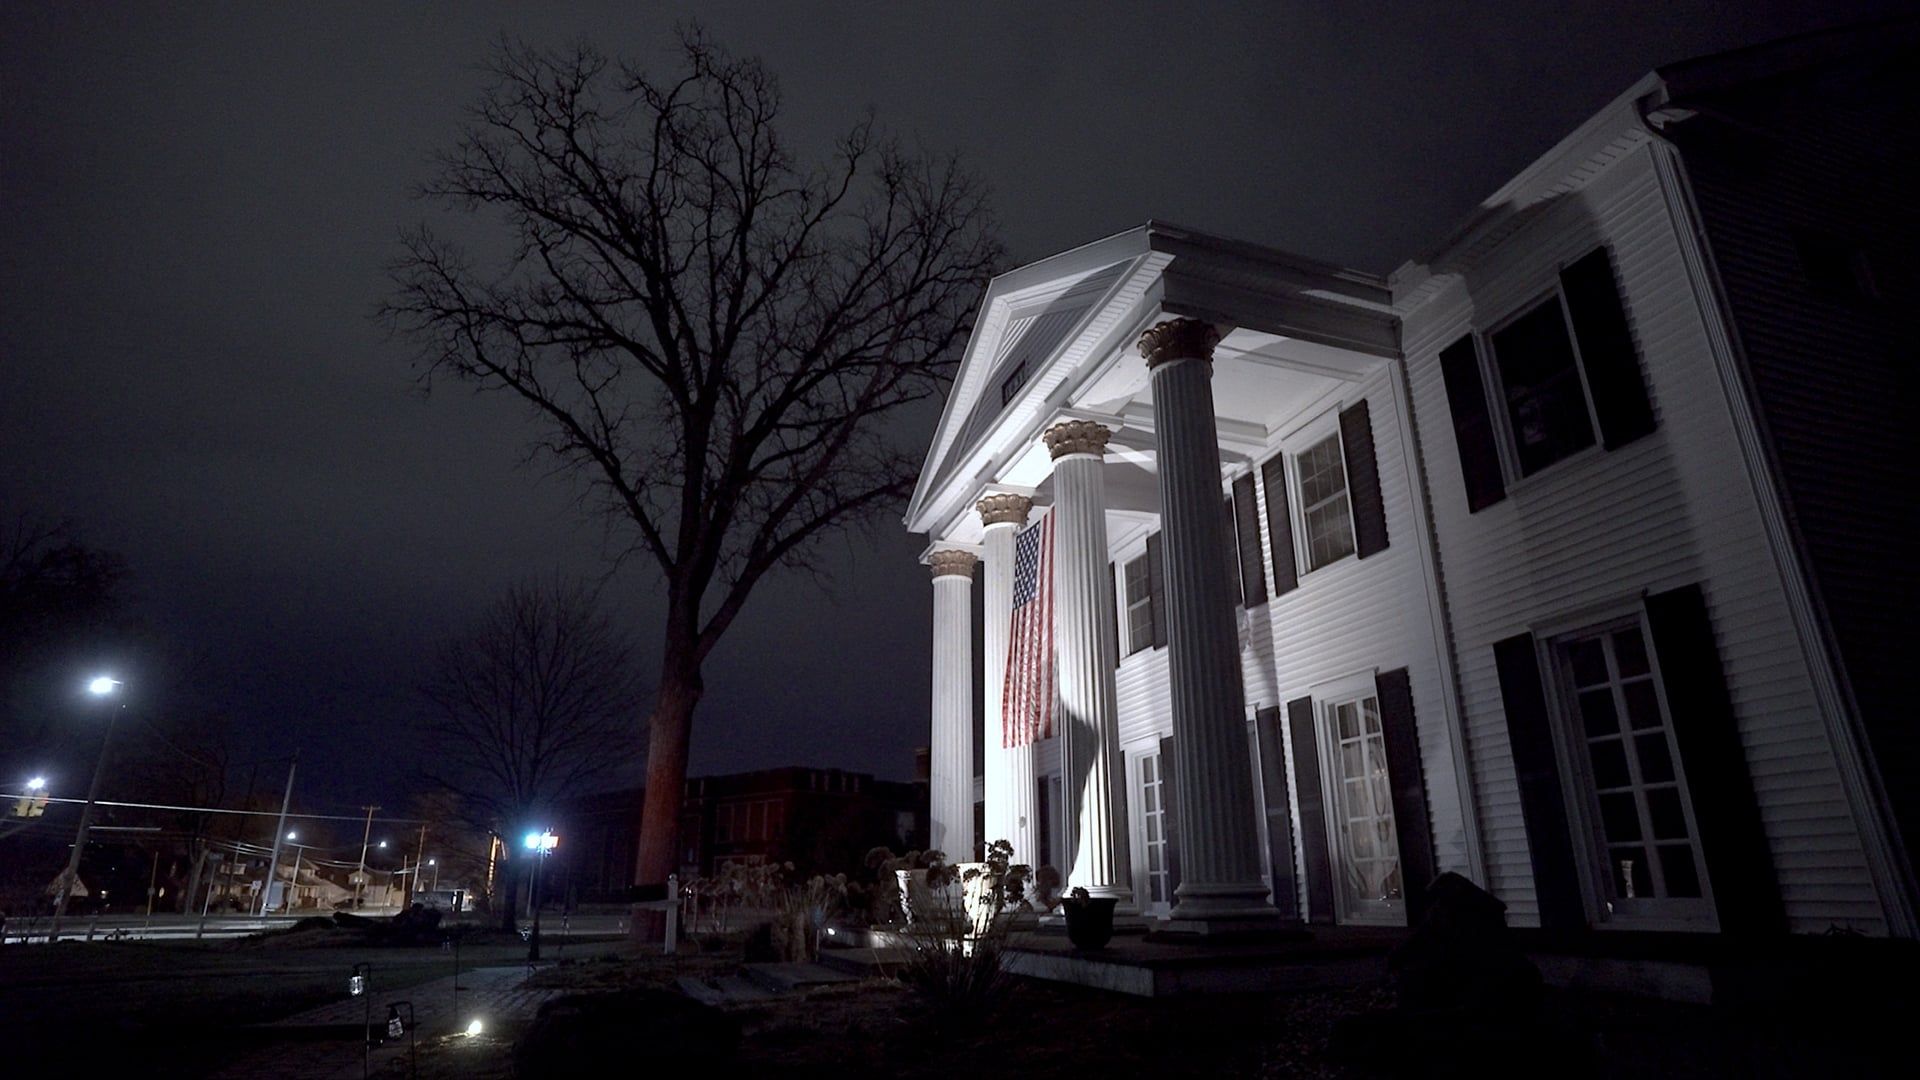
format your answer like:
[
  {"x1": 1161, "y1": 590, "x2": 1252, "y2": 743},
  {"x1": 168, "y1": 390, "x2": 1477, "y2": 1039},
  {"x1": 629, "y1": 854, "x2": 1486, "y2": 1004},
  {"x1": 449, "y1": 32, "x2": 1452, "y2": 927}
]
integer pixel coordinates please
[
  {"x1": 634, "y1": 663, "x2": 703, "y2": 886},
  {"x1": 499, "y1": 857, "x2": 519, "y2": 932}
]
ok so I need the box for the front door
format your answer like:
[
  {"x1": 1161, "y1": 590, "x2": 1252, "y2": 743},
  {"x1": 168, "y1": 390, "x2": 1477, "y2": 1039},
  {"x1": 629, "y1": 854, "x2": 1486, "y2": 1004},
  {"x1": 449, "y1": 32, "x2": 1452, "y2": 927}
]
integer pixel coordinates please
[{"x1": 1323, "y1": 692, "x2": 1403, "y2": 923}]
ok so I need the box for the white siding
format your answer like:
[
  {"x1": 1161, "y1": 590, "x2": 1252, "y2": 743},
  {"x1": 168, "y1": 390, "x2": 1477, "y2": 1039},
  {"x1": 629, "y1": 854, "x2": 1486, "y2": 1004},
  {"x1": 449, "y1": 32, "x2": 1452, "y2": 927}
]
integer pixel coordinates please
[{"x1": 1400, "y1": 143, "x2": 1884, "y2": 932}]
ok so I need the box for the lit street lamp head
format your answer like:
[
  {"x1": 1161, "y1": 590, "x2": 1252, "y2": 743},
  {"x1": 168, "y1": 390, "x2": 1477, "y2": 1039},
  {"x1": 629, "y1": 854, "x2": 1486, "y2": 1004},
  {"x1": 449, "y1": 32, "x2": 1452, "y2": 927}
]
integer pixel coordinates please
[
  {"x1": 27, "y1": 776, "x2": 46, "y2": 791},
  {"x1": 523, "y1": 830, "x2": 558, "y2": 853},
  {"x1": 87, "y1": 675, "x2": 120, "y2": 696}
]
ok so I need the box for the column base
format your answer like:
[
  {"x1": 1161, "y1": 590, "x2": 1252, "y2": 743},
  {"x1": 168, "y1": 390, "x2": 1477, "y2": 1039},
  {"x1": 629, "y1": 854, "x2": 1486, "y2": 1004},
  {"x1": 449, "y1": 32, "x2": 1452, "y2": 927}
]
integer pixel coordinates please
[{"x1": 1163, "y1": 880, "x2": 1281, "y2": 933}]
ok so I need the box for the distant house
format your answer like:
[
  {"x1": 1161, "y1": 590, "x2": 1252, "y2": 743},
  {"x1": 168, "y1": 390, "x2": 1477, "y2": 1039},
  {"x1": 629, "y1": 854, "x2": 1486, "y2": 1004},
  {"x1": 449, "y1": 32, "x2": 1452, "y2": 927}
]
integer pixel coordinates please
[
  {"x1": 908, "y1": 20, "x2": 1918, "y2": 946},
  {"x1": 548, "y1": 765, "x2": 928, "y2": 900}
]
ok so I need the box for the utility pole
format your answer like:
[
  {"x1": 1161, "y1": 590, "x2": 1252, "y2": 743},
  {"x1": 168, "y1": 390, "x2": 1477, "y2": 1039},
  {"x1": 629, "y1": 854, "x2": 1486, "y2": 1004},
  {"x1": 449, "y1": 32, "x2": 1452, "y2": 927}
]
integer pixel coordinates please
[
  {"x1": 412, "y1": 823, "x2": 427, "y2": 907},
  {"x1": 257, "y1": 753, "x2": 297, "y2": 916},
  {"x1": 286, "y1": 844, "x2": 303, "y2": 914},
  {"x1": 354, "y1": 805, "x2": 379, "y2": 909},
  {"x1": 49, "y1": 688, "x2": 125, "y2": 940}
]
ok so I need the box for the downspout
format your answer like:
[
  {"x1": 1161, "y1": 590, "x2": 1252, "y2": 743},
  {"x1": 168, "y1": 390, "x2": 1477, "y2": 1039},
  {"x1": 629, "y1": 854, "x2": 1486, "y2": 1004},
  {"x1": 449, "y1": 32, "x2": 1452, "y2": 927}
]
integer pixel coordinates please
[{"x1": 1634, "y1": 91, "x2": 1918, "y2": 937}]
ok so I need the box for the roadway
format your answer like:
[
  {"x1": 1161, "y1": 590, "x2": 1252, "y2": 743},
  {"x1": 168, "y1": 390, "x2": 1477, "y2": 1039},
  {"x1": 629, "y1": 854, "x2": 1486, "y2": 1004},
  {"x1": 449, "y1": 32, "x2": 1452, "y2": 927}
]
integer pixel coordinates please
[{"x1": 0, "y1": 910, "x2": 630, "y2": 944}]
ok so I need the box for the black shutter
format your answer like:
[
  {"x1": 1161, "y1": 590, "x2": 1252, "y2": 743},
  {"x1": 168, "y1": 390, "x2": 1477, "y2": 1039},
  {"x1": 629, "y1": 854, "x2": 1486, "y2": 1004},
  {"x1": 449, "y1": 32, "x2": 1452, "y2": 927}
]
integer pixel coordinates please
[
  {"x1": 1224, "y1": 496, "x2": 1242, "y2": 606},
  {"x1": 1338, "y1": 400, "x2": 1390, "y2": 558},
  {"x1": 1158, "y1": 736, "x2": 1182, "y2": 897},
  {"x1": 1261, "y1": 455, "x2": 1299, "y2": 596},
  {"x1": 1232, "y1": 473, "x2": 1268, "y2": 605},
  {"x1": 1438, "y1": 335, "x2": 1507, "y2": 512},
  {"x1": 1146, "y1": 532, "x2": 1168, "y2": 649},
  {"x1": 1493, "y1": 632, "x2": 1585, "y2": 932},
  {"x1": 1643, "y1": 584, "x2": 1784, "y2": 935},
  {"x1": 1255, "y1": 705, "x2": 1300, "y2": 919},
  {"x1": 1560, "y1": 247, "x2": 1656, "y2": 449},
  {"x1": 1287, "y1": 696, "x2": 1336, "y2": 924},
  {"x1": 1109, "y1": 561, "x2": 1121, "y2": 668},
  {"x1": 1375, "y1": 668, "x2": 1436, "y2": 924}
]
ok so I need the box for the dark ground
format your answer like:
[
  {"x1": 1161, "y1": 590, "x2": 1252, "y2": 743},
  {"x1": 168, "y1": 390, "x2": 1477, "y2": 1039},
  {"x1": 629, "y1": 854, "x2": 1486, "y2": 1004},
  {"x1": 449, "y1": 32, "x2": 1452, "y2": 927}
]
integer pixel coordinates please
[
  {"x1": 1, "y1": 926, "x2": 541, "y2": 1075},
  {"x1": 4, "y1": 928, "x2": 1907, "y2": 1078}
]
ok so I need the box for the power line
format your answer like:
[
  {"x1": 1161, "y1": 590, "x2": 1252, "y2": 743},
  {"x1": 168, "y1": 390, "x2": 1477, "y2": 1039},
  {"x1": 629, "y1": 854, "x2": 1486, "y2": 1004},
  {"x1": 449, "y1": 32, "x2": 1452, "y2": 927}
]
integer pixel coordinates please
[{"x1": 1, "y1": 793, "x2": 425, "y2": 825}]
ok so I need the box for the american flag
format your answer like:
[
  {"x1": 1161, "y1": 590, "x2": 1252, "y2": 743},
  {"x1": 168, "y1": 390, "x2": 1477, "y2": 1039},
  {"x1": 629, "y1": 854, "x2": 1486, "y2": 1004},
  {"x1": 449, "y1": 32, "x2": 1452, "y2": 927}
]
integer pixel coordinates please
[{"x1": 1002, "y1": 512, "x2": 1054, "y2": 747}]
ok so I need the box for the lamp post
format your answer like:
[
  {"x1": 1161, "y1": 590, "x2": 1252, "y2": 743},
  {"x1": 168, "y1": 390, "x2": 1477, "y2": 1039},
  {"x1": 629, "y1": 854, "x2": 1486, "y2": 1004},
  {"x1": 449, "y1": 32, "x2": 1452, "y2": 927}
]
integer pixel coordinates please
[
  {"x1": 523, "y1": 830, "x2": 556, "y2": 961},
  {"x1": 429, "y1": 859, "x2": 439, "y2": 893},
  {"x1": 49, "y1": 676, "x2": 124, "y2": 940}
]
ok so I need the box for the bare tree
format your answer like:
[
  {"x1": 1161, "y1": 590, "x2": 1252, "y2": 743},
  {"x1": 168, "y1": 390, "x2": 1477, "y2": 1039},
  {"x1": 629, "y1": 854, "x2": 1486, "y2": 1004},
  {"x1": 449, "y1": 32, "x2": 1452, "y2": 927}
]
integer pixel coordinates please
[
  {"x1": 419, "y1": 580, "x2": 644, "y2": 841},
  {"x1": 386, "y1": 30, "x2": 1001, "y2": 885}
]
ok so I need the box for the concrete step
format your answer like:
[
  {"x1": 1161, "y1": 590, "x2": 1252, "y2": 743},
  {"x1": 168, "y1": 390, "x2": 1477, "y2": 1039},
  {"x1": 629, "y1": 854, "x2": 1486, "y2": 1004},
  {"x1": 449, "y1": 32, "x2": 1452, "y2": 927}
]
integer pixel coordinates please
[
  {"x1": 673, "y1": 975, "x2": 729, "y2": 1007},
  {"x1": 743, "y1": 961, "x2": 861, "y2": 994}
]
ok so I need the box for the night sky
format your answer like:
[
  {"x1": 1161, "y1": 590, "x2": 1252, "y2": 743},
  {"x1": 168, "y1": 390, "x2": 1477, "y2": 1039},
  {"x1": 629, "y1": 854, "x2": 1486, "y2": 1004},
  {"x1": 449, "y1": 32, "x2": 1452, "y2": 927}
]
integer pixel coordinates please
[{"x1": 2, "y1": 1, "x2": 1902, "y2": 811}]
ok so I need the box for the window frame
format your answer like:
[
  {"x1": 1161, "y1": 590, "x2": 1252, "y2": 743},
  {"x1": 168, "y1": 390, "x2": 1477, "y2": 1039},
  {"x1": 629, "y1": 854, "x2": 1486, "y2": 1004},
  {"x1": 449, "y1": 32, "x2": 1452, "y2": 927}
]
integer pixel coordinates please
[
  {"x1": 1543, "y1": 611, "x2": 1719, "y2": 932},
  {"x1": 1306, "y1": 669, "x2": 1401, "y2": 926},
  {"x1": 1271, "y1": 407, "x2": 1360, "y2": 581},
  {"x1": 1477, "y1": 282, "x2": 1608, "y2": 485},
  {"x1": 1121, "y1": 552, "x2": 1154, "y2": 657}
]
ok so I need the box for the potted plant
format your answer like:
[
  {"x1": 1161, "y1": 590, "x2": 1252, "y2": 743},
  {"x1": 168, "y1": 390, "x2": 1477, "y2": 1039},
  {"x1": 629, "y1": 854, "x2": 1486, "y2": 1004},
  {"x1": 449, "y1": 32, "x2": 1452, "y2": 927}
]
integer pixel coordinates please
[
  {"x1": 1061, "y1": 886, "x2": 1118, "y2": 949},
  {"x1": 959, "y1": 839, "x2": 1032, "y2": 935}
]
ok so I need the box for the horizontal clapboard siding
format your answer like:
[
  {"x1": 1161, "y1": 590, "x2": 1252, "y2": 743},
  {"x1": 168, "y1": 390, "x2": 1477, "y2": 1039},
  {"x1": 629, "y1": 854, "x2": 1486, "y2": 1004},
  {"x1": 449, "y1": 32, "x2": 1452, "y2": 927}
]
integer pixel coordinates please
[
  {"x1": 1677, "y1": 83, "x2": 1916, "y2": 927},
  {"x1": 1399, "y1": 142, "x2": 1883, "y2": 932}
]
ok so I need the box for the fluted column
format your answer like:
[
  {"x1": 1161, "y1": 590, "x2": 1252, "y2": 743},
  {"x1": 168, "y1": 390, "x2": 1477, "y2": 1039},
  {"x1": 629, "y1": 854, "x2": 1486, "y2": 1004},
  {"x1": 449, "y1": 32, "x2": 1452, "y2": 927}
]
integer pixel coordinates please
[
  {"x1": 1045, "y1": 421, "x2": 1133, "y2": 907},
  {"x1": 1141, "y1": 318, "x2": 1278, "y2": 926},
  {"x1": 978, "y1": 494, "x2": 1037, "y2": 866},
  {"x1": 927, "y1": 548, "x2": 978, "y2": 861}
]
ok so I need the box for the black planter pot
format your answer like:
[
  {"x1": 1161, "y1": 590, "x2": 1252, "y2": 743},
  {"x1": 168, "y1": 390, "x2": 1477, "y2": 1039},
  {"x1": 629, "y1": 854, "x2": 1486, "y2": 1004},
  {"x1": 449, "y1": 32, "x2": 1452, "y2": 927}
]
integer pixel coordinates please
[{"x1": 1062, "y1": 896, "x2": 1118, "y2": 949}]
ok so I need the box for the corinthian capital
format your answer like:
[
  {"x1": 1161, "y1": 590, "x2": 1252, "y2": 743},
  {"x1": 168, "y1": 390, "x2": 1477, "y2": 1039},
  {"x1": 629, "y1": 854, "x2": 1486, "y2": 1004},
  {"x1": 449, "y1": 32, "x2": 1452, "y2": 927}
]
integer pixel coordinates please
[
  {"x1": 976, "y1": 493, "x2": 1033, "y2": 528},
  {"x1": 927, "y1": 549, "x2": 979, "y2": 579},
  {"x1": 1042, "y1": 419, "x2": 1114, "y2": 461},
  {"x1": 1137, "y1": 318, "x2": 1221, "y2": 368}
]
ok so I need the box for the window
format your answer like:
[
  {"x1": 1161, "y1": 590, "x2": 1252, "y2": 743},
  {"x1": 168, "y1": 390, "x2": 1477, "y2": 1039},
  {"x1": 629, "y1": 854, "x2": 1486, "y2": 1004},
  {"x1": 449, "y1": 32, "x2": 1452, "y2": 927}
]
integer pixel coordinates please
[
  {"x1": 715, "y1": 804, "x2": 736, "y2": 844},
  {"x1": 1138, "y1": 751, "x2": 1171, "y2": 909},
  {"x1": 1321, "y1": 690, "x2": 1401, "y2": 921},
  {"x1": 1438, "y1": 247, "x2": 1655, "y2": 509},
  {"x1": 1296, "y1": 433, "x2": 1356, "y2": 571},
  {"x1": 1554, "y1": 622, "x2": 1711, "y2": 920},
  {"x1": 999, "y1": 358, "x2": 1030, "y2": 405},
  {"x1": 1489, "y1": 295, "x2": 1596, "y2": 476},
  {"x1": 1123, "y1": 554, "x2": 1153, "y2": 656}
]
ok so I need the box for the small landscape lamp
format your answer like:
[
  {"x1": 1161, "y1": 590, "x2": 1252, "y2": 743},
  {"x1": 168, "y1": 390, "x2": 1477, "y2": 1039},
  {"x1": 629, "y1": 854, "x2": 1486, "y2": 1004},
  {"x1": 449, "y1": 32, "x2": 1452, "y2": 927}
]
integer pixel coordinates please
[
  {"x1": 386, "y1": 1005, "x2": 405, "y2": 1040},
  {"x1": 349, "y1": 961, "x2": 371, "y2": 997}
]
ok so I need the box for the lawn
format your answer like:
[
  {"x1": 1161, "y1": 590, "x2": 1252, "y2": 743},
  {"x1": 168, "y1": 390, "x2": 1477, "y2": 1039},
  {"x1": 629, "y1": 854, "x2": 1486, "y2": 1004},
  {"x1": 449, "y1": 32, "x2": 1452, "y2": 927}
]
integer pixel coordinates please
[{"x1": 1, "y1": 927, "x2": 548, "y2": 1076}]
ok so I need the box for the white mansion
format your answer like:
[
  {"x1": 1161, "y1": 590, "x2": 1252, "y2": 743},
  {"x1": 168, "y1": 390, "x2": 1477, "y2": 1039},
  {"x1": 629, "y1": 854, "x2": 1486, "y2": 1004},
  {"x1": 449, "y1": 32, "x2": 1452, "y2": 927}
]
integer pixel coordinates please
[{"x1": 908, "y1": 23, "x2": 1917, "y2": 939}]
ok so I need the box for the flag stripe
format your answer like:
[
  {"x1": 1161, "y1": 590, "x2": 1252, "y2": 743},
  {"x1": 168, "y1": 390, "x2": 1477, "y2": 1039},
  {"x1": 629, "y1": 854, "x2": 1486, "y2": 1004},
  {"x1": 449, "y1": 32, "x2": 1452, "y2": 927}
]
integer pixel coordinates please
[{"x1": 1002, "y1": 513, "x2": 1054, "y2": 748}]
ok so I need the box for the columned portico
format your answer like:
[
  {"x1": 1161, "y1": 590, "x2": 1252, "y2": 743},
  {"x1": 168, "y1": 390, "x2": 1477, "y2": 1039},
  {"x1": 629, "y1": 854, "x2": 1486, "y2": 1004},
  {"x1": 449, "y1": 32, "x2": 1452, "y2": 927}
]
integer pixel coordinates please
[
  {"x1": 927, "y1": 548, "x2": 978, "y2": 860},
  {"x1": 978, "y1": 493, "x2": 1036, "y2": 863},
  {"x1": 1044, "y1": 420, "x2": 1132, "y2": 907},
  {"x1": 1140, "y1": 318, "x2": 1278, "y2": 929}
]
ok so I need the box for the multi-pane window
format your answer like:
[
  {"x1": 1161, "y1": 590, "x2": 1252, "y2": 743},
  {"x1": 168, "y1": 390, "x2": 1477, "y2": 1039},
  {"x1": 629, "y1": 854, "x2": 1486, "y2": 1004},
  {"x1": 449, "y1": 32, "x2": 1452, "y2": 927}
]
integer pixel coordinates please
[
  {"x1": 1297, "y1": 434, "x2": 1356, "y2": 571},
  {"x1": 1489, "y1": 296, "x2": 1596, "y2": 476},
  {"x1": 1123, "y1": 554, "x2": 1153, "y2": 656},
  {"x1": 1326, "y1": 694, "x2": 1401, "y2": 918},
  {"x1": 1559, "y1": 624, "x2": 1709, "y2": 909},
  {"x1": 1138, "y1": 751, "x2": 1171, "y2": 907}
]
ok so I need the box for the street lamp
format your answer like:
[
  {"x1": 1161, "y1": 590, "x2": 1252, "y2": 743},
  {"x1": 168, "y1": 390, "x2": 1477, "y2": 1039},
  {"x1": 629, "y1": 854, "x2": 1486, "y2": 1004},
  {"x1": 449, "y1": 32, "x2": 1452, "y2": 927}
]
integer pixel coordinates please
[
  {"x1": 428, "y1": 858, "x2": 439, "y2": 893},
  {"x1": 27, "y1": 776, "x2": 45, "y2": 791},
  {"x1": 49, "y1": 675, "x2": 125, "y2": 940},
  {"x1": 523, "y1": 830, "x2": 557, "y2": 961}
]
